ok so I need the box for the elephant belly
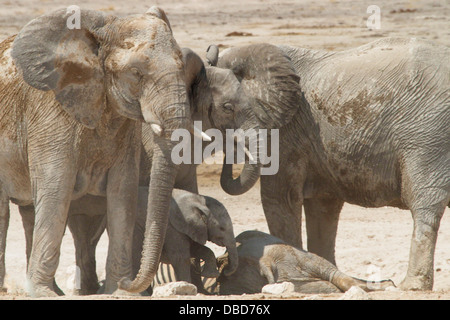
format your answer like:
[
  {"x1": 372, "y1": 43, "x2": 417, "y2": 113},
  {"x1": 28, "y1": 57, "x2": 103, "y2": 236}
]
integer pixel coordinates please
[
  {"x1": 317, "y1": 150, "x2": 405, "y2": 208},
  {"x1": 73, "y1": 165, "x2": 108, "y2": 199},
  {"x1": 333, "y1": 172, "x2": 404, "y2": 208}
]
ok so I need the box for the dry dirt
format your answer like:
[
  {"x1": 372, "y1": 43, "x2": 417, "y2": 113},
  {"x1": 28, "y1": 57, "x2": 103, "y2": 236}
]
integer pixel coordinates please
[{"x1": 0, "y1": 0, "x2": 449, "y2": 301}]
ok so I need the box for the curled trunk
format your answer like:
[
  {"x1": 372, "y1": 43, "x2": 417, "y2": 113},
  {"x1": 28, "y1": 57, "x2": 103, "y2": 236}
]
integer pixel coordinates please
[{"x1": 220, "y1": 162, "x2": 261, "y2": 196}]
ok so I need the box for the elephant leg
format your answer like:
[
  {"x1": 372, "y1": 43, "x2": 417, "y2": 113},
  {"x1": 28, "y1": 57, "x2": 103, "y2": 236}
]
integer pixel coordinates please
[
  {"x1": 260, "y1": 160, "x2": 305, "y2": 248},
  {"x1": 18, "y1": 205, "x2": 63, "y2": 296},
  {"x1": 104, "y1": 141, "x2": 140, "y2": 294},
  {"x1": 68, "y1": 213, "x2": 106, "y2": 295},
  {"x1": 303, "y1": 197, "x2": 343, "y2": 265},
  {"x1": 18, "y1": 205, "x2": 34, "y2": 266},
  {"x1": 189, "y1": 258, "x2": 206, "y2": 294},
  {"x1": 0, "y1": 184, "x2": 9, "y2": 292},
  {"x1": 171, "y1": 255, "x2": 192, "y2": 283},
  {"x1": 401, "y1": 204, "x2": 446, "y2": 291},
  {"x1": 190, "y1": 242, "x2": 219, "y2": 278},
  {"x1": 27, "y1": 170, "x2": 75, "y2": 297},
  {"x1": 259, "y1": 255, "x2": 276, "y2": 284},
  {"x1": 174, "y1": 164, "x2": 198, "y2": 194},
  {"x1": 399, "y1": 156, "x2": 449, "y2": 291}
]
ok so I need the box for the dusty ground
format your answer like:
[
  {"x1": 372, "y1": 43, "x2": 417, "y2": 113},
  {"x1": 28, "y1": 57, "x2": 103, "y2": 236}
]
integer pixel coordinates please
[{"x1": 0, "y1": 0, "x2": 449, "y2": 300}]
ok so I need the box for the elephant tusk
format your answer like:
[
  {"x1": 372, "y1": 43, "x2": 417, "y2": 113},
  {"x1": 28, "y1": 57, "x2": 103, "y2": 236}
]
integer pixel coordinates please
[
  {"x1": 193, "y1": 125, "x2": 212, "y2": 141},
  {"x1": 243, "y1": 146, "x2": 255, "y2": 162},
  {"x1": 235, "y1": 137, "x2": 255, "y2": 162},
  {"x1": 151, "y1": 123, "x2": 163, "y2": 136}
]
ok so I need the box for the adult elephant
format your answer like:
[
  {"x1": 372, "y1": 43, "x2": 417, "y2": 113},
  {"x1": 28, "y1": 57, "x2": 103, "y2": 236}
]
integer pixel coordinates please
[
  {"x1": 0, "y1": 7, "x2": 192, "y2": 297},
  {"x1": 215, "y1": 38, "x2": 449, "y2": 291}
]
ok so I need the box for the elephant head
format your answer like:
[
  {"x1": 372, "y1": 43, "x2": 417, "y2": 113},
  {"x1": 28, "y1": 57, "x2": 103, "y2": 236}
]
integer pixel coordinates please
[
  {"x1": 169, "y1": 189, "x2": 238, "y2": 277},
  {"x1": 12, "y1": 7, "x2": 192, "y2": 293},
  {"x1": 182, "y1": 44, "x2": 302, "y2": 195}
]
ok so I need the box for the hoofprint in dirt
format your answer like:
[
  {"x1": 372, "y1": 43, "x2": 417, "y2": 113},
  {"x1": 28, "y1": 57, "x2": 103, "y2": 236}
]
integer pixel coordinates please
[{"x1": 0, "y1": 0, "x2": 448, "y2": 299}]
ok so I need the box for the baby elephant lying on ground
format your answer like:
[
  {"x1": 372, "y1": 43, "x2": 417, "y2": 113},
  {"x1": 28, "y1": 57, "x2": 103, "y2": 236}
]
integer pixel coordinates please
[{"x1": 208, "y1": 231, "x2": 394, "y2": 295}]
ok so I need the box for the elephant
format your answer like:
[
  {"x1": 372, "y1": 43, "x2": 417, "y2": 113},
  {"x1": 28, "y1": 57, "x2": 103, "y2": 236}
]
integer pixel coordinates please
[
  {"x1": 134, "y1": 188, "x2": 237, "y2": 294},
  {"x1": 0, "y1": 7, "x2": 194, "y2": 297},
  {"x1": 213, "y1": 38, "x2": 449, "y2": 291},
  {"x1": 206, "y1": 230, "x2": 394, "y2": 295}
]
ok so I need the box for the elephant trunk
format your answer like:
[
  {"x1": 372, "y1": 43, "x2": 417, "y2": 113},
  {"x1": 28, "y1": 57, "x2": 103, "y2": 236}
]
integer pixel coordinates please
[
  {"x1": 118, "y1": 139, "x2": 178, "y2": 293},
  {"x1": 220, "y1": 123, "x2": 263, "y2": 195},
  {"x1": 220, "y1": 162, "x2": 261, "y2": 196},
  {"x1": 141, "y1": 69, "x2": 191, "y2": 137},
  {"x1": 223, "y1": 240, "x2": 239, "y2": 276}
]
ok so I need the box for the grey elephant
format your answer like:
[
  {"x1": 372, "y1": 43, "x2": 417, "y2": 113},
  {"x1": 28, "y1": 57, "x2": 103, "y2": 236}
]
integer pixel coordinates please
[
  {"x1": 0, "y1": 7, "x2": 194, "y2": 297},
  {"x1": 207, "y1": 231, "x2": 394, "y2": 295},
  {"x1": 211, "y1": 38, "x2": 449, "y2": 291},
  {"x1": 134, "y1": 188, "x2": 236, "y2": 294}
]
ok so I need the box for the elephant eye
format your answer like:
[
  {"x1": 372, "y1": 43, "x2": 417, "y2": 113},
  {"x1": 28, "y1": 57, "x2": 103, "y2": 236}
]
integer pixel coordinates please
[
  {"x1": 129, "y1": 67, "x2": 143, "y2": 81},
  {"x1": 222, "y1": 102, "x2": 234, "y2": 113}
]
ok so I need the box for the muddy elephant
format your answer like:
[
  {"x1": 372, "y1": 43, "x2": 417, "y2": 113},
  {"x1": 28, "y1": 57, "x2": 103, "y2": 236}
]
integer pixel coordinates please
[
  {"x1": 207, "y1": 231, "x2": 394, "y2": 295},
  {"x1": 213, "y1": 38, "x2": 449, "y2": 291},
  {"x1": 0, "y1": 7, "x2": 194, "y2": 297}
]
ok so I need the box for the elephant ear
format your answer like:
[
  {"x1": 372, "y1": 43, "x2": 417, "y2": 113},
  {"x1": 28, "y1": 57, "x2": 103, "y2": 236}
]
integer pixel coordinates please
[
  {"x1": 169, "y1": 193, "x2": 209, "y2": 245},
  {"x1": 146, "y1": 7, "x2": 172, "y2": 33},
  {"x1": 181, "y1": 47, "x2": 209, "y2": 115},
  {"x1": 217, "y1": 43, "x2": 301, "y2": 129},
  {"x1": 12, "y1": 8, "x2": 111, "y2": 129}
]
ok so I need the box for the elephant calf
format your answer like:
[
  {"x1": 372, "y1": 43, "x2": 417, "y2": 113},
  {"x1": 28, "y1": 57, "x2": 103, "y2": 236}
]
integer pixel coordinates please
[
  {"x1": 208, "y1": 231, "x2": 394, "y2": 295},
  {"x1": 132, "y1": 188, "x2": 238, "y2": 294}
]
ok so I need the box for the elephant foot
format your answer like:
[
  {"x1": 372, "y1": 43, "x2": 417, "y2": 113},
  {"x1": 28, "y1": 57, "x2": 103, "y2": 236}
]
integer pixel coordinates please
[
  {"x1": 53, "y1": 279, "x2": 65, "y2": 296},
  {"x1": 0, "y1": 286, "x2": 7, "y2": 293},
  {"x1": 101, "y1": 279, "x2": 145, "y2": 296},
  {"x1": 398, "y1": 275, "x2": 432, "y2": 291},
  {"x1": 28, "y1": 284, "x2": 60, "y2": 298}
]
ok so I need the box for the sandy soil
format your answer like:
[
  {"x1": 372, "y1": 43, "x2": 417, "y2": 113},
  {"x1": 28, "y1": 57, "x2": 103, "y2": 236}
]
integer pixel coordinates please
[{"x1": 0, "y1": 0, "x2": 449, "y2": 300}]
